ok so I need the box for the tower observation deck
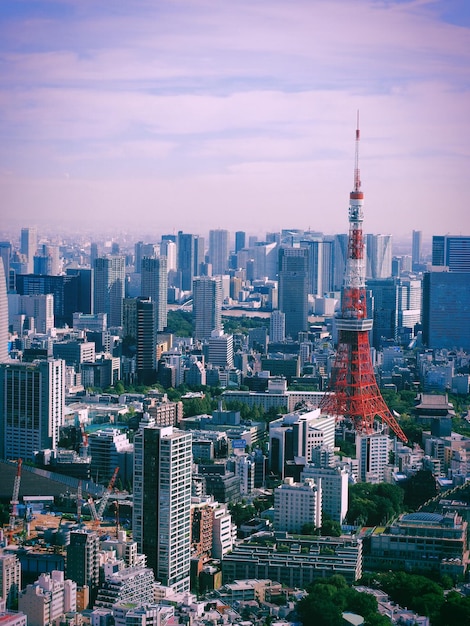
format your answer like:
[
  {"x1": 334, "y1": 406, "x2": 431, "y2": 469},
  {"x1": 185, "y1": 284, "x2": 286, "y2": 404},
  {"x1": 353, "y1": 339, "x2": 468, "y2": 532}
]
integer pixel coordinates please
[{"x1": 320, "y1": 117, "x2": 407, "y2": 442}]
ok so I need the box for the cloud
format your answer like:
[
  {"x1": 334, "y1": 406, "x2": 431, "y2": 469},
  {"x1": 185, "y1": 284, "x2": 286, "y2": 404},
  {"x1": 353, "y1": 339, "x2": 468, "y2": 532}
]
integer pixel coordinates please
[{"x1": 0, "y1": 0, "x2": 469, "y2": 238}]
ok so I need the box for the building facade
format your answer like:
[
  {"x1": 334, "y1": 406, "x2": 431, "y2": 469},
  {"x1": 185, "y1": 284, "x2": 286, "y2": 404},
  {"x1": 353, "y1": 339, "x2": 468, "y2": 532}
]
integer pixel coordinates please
[
  {"x1": 192, "y1": 276, "x2": 222, "y2": 341},
  {"x1": 278, "y1": 246, "x2": 309, "y2": 340},
  {"x1": 133, "y1": 421, "x2": 192, "y2": 592},
  {"x1": 0, "y1": 359, "x2": 65, "y2": 460},
  {"x1": 93, "y1": 256, "x2": 126, "y2": 327}
]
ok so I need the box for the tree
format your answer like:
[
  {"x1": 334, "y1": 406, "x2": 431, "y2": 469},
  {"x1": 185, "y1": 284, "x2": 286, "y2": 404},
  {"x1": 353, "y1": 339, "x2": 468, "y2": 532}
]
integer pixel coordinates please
[
  {"x1": 403, "y1": 470, "x2": 438, "y2": 509},
  {"x1": 377, "y1": 571, "x2": 444, "y2": 618},
  {"x1": 346, "y1": 483, "x2": 404, "y2": 526},
  {"x1": 320, "y1": 518, "x2": 342, "y2": 537},
  {"x1": 434, "y1": 591, "x2": 470, "y2": 626}
]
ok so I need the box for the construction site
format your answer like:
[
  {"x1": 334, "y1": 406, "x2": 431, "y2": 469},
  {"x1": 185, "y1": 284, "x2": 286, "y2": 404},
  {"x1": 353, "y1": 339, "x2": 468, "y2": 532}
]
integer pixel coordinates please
[{"x1": 0, "y1": 459, "x2": 132, "y2": 555}]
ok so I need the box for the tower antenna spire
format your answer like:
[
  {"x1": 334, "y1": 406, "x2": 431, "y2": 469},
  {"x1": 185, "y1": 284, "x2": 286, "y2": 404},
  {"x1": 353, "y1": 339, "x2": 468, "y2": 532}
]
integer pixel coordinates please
[{"x1": 354, "y1": 110, "x2": 361, "y2": 192}]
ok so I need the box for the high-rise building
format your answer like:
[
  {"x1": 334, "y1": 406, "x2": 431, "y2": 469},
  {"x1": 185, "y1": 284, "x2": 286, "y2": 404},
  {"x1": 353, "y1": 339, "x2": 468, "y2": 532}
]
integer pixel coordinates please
[
  {"x1": 93, "y1": 256, "x2": 125, "y2": 327},
  {"x1": 9, "y1": 293, "x2": 54, "y2": 334},
  {"x1": 136, "y1": 297, "x2": 157, "y2": 385},
  {"x1": 432, "y1": 235, "x2": 470, "y2": 272},
  {"x1": 16, "y1": 272, "x2": 91, "y2": 327},
  {"x1": 88, "y1": 427, "x2": 133, "y2": 485},
  {"x1": 319, "y1": 119, "x2": 406, "y2": 443},
  {"x1": 33, "y1": 244, "x2": 60, "y2": 276},
  {"x1": 177, "y1": 232, "x2": 204, "y2": 292},
  {"x1": 0, "y1": 359, "x2": 65, "y2": 460},
  {"x1": 278, "y1": 246, "x2": 309, "y2": 339},
  {"x1": 302, "y1": 464, "x2": 349, "y2": 523},
  {"x1": 356, "y1": 431, "x2": 390, "y2": 483},
  {"x1": 0, "y1": 242, "x2": 12, "y2": 286},
  {"x1": 20, "y1": 227, "x2": 37, "y2": 274},
  {"x1": 397, "y1": 277, "x2": 422, "y2": 342},
  {"x1": 366, "y1": 278, "x2": 399, "y2": 349},
  {"x1": 301, "y1": 237, "x2": 321, "y2": 296},
  {"x1": 0, "y1": 258, "x2": 9, "y2": 362},
  {"x1": 274, "y1": 477, "x2": 322, "y2": 533},
  {"x1": 422, "y1": 270, "x2": 470, "y2": 352},
  {"x1": 133, "y1": 422, "x2": 192, "y2": 593},
  {"x1": 333, "y1": 233, "x2": 348, "y2": 291},
  {"x1": 366, "y1": 234, "x2": 392, "y2": 279},
  {"x1": 270, "y1": 310, "x2": 286, "y2": 343},
  {"x1": 141, "y1": 256, "x2": 168, "y2": 332},
  {"x1": 192, "y1": 276, "x2": 222, "y2": 341},
  {"x1": 160, "y1": 239, "x2": 177, "y2": 271},
  {"x1": 207, "y1": 332, "x2": 234, "y2": 368},
  {"x1": 66, "y1": 530, "x2": 100, "y2": 607},
  {"x1": 412, "y1": 230, "x2": 422, "y2": 270},
  {"x1": 208, "y1": 229, "x2": 229, "y2": 276},
  {"x1": 235, "y1": 231, "x2": 246, "y2": 254}
]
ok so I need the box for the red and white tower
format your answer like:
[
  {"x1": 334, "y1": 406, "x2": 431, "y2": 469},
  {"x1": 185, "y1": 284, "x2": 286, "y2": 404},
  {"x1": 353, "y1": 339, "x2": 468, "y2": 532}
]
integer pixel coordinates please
[{"x1": 320, "y1": 115, "x2": 407, "y2": 442}]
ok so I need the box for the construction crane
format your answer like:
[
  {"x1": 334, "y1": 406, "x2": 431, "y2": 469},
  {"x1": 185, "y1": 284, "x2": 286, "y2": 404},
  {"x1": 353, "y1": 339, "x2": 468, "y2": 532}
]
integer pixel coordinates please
[
  {"x1": 87, "y1": 497, "x2": 99, "y2": 523},
  {"x1": 9, "y1": 459, "x2": 23, "y2": 531},
  {"x1": 96, "y1": 467, "x2": 119, "y2": 522}
]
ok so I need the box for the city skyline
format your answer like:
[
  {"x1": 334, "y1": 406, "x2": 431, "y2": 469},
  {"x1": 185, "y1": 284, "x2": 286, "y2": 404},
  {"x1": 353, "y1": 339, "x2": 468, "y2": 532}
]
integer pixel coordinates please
[{"x1": 1, "y1": 1, "x2": 469, "y2": 237}]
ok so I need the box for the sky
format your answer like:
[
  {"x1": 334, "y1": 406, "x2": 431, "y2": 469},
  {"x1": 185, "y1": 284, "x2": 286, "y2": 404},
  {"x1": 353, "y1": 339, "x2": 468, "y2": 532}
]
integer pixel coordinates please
[{"x1": 1, "y1": 0, "x2": 469, "y2": 241}]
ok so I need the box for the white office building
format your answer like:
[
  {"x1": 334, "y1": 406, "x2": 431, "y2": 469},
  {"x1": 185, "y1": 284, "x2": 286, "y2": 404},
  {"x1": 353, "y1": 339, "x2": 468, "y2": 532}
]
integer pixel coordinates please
[
  {"x1": 302, "y1": 464, "x2": 349, "y2": 523},
  {"x1": 356, "y1": 431, "x2": 391, "y2": 483},
  {"x1": 274, "y1": 477, "x2": 322, "y2": 533}
]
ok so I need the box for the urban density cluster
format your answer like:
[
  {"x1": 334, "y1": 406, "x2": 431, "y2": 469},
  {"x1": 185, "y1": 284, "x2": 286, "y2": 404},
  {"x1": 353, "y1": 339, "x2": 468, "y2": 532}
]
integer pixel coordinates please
[{"x1": 0, "y1": 144, "x2": 469, "y2": 625}]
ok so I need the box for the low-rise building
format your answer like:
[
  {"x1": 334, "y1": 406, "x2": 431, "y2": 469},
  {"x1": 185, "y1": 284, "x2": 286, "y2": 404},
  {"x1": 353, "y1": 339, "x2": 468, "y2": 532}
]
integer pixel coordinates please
[
  {"x1": 366, "y1": 511, "x2": 469, "y2": 579},
  {"x1": 222, "y1": 532, "x2": 362, "y2": 586}
]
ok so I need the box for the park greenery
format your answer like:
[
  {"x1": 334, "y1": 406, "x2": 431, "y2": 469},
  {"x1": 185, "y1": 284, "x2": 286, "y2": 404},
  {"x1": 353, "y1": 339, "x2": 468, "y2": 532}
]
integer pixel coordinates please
[
  {"x1": 297, "y1": 571, "x2": 470, "y2": 626},
  {"x1": 345, "y1": 482, "x2": 404, "y2": 527},
  {"x1": 359, "y1": 571, "x2": 470, "y2": 626},
  {"x1": 297, "y1": 575, "x2": 392, "y2": 626}
]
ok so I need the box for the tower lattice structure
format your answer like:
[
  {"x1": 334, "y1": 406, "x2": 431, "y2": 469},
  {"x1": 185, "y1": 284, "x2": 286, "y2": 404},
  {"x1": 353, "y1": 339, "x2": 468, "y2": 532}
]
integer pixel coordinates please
[{"x1": 320, "y1": 117, "x2": 407, "y2": 442}]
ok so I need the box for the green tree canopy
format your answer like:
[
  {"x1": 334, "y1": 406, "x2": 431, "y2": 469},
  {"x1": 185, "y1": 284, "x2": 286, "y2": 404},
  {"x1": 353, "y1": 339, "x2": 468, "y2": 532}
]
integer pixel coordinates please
[{"x1": 346, "y1": 482, "x2": 404, "y2": 526}]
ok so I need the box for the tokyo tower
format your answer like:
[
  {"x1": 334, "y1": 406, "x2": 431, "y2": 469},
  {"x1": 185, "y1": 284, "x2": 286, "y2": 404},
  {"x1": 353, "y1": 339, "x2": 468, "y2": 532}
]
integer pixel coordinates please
[{"x1": 320, "y1": 115, "x2": 407, "y2": 442}]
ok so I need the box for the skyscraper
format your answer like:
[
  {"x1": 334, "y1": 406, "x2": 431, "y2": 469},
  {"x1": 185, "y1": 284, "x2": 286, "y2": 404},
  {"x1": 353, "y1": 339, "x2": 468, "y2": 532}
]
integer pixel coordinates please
[
  {"x1": 20, "y1": 227, "x2": 37, "y2": 274},
  {"x1": 0, "y1": 242, "x2": 12, "y2": 287},
  {"x1": 136, "y1": 297, "x2": 157, "y2": 385},
  {"x1": 422, "y1": 270, "x2": 470, "y2": 351},
  {"x1": 0, "y1": 257, "x2": 8, "y2": 362},
  {"x1": 177, "y1": 232, "x2": 204, "y2": 292},
  {"x1": 235, "y1": 231, "x2": 246, "y2": 254},
  {"x1": 93, "y1": 256, "x2": 125, "y2": 327},
  {"x1": 412, "y1": 230, "x2": 422, "y2": 270},
  {"x1": 208, "y1": 229, "x2": 229, "y2": 276},
  {"x1": 141, "y1": 256, "x2": 168, "y2": 332},
  {"x1": 270, "y1": 310, "x2": 286, "y2": 343},
  {"x1": 33, "y1": 244, "x2": 60, "y2": 276},
  {"x1": 278, "y1": 246, "x2": 309, "y2": 339},
  {"x1": 366, "y1": 278, "x2": 399, "y2": 349},
  {"x1": 0, "y1": 359, "x2": 65, "y2": 460},
  {"x1": 133, "y1": 422, "x2": 192, "y2": 592},
  {"x1": 192, "y1": 276, "x2": 222, "y2": 341},
  {"x1": 366, "y1": 234, "x2": 392, "y2": 279},
  {"x1": 432, "y1": 235, "x2": 470, "y2": 272},
  {"x1": 15, "y1": 273, "x2": 89, "y2": 327}
]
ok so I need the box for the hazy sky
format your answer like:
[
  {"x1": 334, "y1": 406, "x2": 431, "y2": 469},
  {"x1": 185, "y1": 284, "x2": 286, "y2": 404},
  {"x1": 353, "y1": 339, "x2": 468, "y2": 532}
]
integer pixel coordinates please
[{"x1": 1, "y1": 0, "x2": 469, "y2": 239}]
